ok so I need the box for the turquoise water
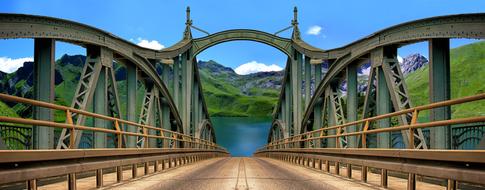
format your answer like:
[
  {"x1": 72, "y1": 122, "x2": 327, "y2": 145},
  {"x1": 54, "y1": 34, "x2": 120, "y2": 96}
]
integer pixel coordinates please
[{"x1": 211, "y1": 117, "x2": 271, "y2": 157}]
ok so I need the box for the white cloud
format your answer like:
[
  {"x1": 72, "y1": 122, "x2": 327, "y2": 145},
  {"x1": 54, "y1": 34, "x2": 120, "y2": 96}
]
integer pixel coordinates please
[
  {"x1": 0, "y1": 57, "x2": 33, "y2": 73},
  {"x1": 306, "y1": 25, "x2": 322, "y2": 35},
  {"x1": 234, "y1": 61, "x2": 283, "y2": 75},
  {"x1": 135, "y1": 37, "x2": 165, "y2": 50},
  {"x1": 397, "y1": 55, "x2": 403, "y2": 63},
  {"x1": 361, "y1": 66, "x2": 371, "y2": 76}
]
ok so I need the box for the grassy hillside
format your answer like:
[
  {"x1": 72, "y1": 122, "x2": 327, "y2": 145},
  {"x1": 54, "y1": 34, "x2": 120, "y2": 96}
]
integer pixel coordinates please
[
  {"x1": 198, "y1": 60, "x2": 280, "y2": 117},
  {"x1": 406, "y1": 41, "x2": 485, "y2": 121}
]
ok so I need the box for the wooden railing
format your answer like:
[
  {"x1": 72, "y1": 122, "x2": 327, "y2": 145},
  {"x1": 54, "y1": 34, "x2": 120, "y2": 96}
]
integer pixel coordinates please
[
  {"x1": 0, "y1": 93, "x2": 229, "y2": 190},
  {"x1": 0, "y1": 93, "x2": 225, "y2": 151},
  {"x1": 255, "y1": 93, "x2": 485, "y2": 190},
  {"x1": 263, "y1": 93, "x2": 485, "y2": 150}
]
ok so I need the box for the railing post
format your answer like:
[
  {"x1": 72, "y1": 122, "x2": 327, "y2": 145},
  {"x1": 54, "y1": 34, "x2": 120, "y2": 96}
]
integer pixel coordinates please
[
  {"x1": 362, "y1": 121, "x2": 369, "y2": 148},
  {"x1": 335, "y1": 161, "x2": 340, "y2": 175},
  {"x1": 68, "y1": 173, "x2": 76, "y2": 190},
  {"x1": 116, "y1": 166, "x2": 123, "y2": 182},
  {"x1": 96, "y1": 169, "x2": 103, "y2": 188},
  {"x1": 115, "y1": 120, "x2": 122, "y2": 148},
  {"x1": 381, "y1": 169, "x2": 388, "y2": 187},
  {"x1": 447, "y1": 179, "x2": 457, "y2": 190},
  {"x1": 66, "y1": 110, "x2": 75, "y2": 148},
  {"x1": 144, "y1": 162, "x2": 150, "y2": 174},
  {"x1": 155, "y1": 160, "x2": 160, "y2": 172},
  {"x1": 409, "y1": 110, "x2": 418, "y2": 149},
  {"x1": 408, "y1": 173, "x2": 416, "y2": 190},
  {"x1": 27, "y1": 179, "x2": 37, "y2": 190},
  {"x1": 347, "y1": 164, "x2": 352, "y2": 178},
  {"x1": 361, "y1": 166, "x2": 367, "y2": 182},
  {"x1": 132, "y1": 164, "x2": 138, "y2": 178}
]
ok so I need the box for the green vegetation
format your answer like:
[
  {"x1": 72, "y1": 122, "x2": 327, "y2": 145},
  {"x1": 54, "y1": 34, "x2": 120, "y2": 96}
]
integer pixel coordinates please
[
  {"x1": 405, "y1": 41, "x2": 485, "y2": 121},
  {"x1": 198, "y1": 61, "x2": 279, "y2": 117}
]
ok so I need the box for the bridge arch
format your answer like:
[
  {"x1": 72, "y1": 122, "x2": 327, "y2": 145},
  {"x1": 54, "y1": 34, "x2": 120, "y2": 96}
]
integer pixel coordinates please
[
  {"x1": 268, "y1": 120, "x2": 287, "y2": 143},
  {"x1": 191, "y1": 29, "x2": 293, "y2": 58},
  {"x1": 196, "y1": 119, "x2": 216, "y2": 142}
]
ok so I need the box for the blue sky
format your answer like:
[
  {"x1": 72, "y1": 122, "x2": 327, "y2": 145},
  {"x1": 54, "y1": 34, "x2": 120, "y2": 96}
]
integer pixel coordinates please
[{"x1": 0, "y1": 0, "x2": 484, "y2": 73}]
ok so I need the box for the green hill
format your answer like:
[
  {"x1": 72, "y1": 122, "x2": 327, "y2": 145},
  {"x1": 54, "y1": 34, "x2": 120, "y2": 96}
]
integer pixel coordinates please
[
  {"x1": 198, "y1": 60, "x2": 281, "y2": 117},
  {"x1": 406, "y1": 41, "x2": 485, "y2": 121}
]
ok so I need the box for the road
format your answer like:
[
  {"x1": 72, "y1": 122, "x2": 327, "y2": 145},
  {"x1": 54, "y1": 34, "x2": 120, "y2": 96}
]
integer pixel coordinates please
[{"x1": 101, "y1": 157, "x2": 378, "y2": 190}]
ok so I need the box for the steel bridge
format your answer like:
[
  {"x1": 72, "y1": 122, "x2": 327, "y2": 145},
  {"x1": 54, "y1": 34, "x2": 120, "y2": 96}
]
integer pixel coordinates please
[{"x1": 0, "y1": 7, "x2": 484, "y2": 190}]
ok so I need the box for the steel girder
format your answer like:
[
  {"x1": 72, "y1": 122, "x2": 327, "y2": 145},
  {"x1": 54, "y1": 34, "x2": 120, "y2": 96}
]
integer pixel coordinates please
[
  {"x1": 136, "y1": 87, "x2": 157, "y2": 148},
  {"x1": 346, "y1": 64, "x2": 358, "y2": 148},
  {"x1": 303, "y1": 14, "x2": 485, "y2": 127},
  {"x1": 429, "y1": 38, "x2": 452, "y2": 149},
  {"x1": 32, "y1": 38, "x2": 55, "y2": 149},
  {"x1": 323, "y1": 86, "x2": 348, "y2": 148},
  {"x1": 57, "y1": 46, "x2": 122, "y2": 149},
  {"x1": 358, "y1": 47, "x2": 428, "y2": 149},
  {"x1": 1, "y1": 13, "x2": 483, "y2": 150}
]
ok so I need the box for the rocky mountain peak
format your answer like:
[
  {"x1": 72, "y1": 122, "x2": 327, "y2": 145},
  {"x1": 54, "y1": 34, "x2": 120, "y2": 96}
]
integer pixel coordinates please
[
  {"x1": 400, "y1": 53, "x2": 428, "y2": 75},
  {"x1": 198, "y1": 60, "x2": 236, "y2": 75}
]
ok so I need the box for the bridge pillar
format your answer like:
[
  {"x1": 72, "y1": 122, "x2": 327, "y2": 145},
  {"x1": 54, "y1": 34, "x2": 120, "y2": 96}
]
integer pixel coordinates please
[
  {"x1": 93, "y1": 66, "x2": 107, "y2": 148},
  {"x1": 304, "y1": 56, "x2": 311, "y2": 109},
  {"x1": 429, "y1": 38, "x2": 451, "y2": 149},
  {"x1": 126, "y1": 62, "x2": 137, "y2": 148},
  {"x1": 372, "y1": 48, "x2": 391, "y2": 148},
  {"x1": 193, "y1": 79, "x2": 199, "y2": 136},
  {"x1": 33, "y1": 38, "x2": 55, "y2": 149},
  {"x1": 313, "y1": 63, "x2": 323, "y2": 147},
  {"x1": 161, "y1": 63, "x2": 172, "y2": 147},
  {"x1": 173, "y1": 56, "x2": 180, "y2": 110},
  {"x1": 180, "y1": 51, "x2": 193, "y2": 135},
  {"x1": 285, "y1": 79, "x2": 292, "y2": 137},
  {"x1": 346, "y1": 64, "x2": 358, "y2": 148},
  {"x1": 292, "y1": 51, "x2": 303, "y2": 135},
  {"x1": 93, "y1": 47, "x2": 112, "y2": 148}
]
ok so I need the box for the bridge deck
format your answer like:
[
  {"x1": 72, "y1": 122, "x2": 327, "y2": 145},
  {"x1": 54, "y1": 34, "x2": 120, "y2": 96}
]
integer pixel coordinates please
[
  {"x1": 102, "y1": 157, "x2": 374, "y2": 190},
  {"x1": 24, "y1": 157, "x2": 444, "y2": 190}
]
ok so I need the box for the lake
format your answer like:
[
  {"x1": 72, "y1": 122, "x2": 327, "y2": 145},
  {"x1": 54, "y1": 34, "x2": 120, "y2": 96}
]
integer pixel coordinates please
[{"x1": 211, "y1": 117, "x2": 271, "y2": 157}]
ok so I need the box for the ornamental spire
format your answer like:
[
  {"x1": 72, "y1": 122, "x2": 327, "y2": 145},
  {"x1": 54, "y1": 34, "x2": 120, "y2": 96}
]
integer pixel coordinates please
[
  {"x1": 291, "y1": 6, "x2": 301, "y2": 40},
  {"x1": 183, "y1": 6, "x2": 193, "y2": 40}
]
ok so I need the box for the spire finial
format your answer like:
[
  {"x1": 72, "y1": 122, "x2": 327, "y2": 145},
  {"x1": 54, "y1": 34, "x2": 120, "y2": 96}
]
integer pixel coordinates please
[
  {"x1": 186, "y1": 6, "x2": 192, "y2": 26},
  {"x1": 291, "y1": 6, "x2": 300, "y2": 40},
  {"x1": 183, "y1": 6, "x2": 193, "y2": 40}
]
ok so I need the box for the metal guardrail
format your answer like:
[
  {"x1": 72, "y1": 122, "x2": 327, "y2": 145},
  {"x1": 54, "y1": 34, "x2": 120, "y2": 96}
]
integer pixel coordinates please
[
  {"x1": 263, "y1": 93, "x2": 485, "y2": 150},
  {"x1": 0, "y1": 149, "x2": 228, "y2": 189},
  {"x1": 0, "y1": 93, "x2": 229, "y2": 190},
  {"x1": 256, "y1": 93, "x2": 485, "y2": 190},
  {"x1": 0, "y1": 93, "x2": 225, "y2": 150}
]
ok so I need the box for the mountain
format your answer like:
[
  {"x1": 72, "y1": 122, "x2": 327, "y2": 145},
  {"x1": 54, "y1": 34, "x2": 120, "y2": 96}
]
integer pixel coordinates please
[
  {"x1": 198, "y1": 60, "x2": 282, "y2": 117},
  {"x1": 400, "y1": 53, "x2": 428, "y2": 75},
  {"x1": 0, "y1": 56, "x2": 282, "y2": 118}
]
